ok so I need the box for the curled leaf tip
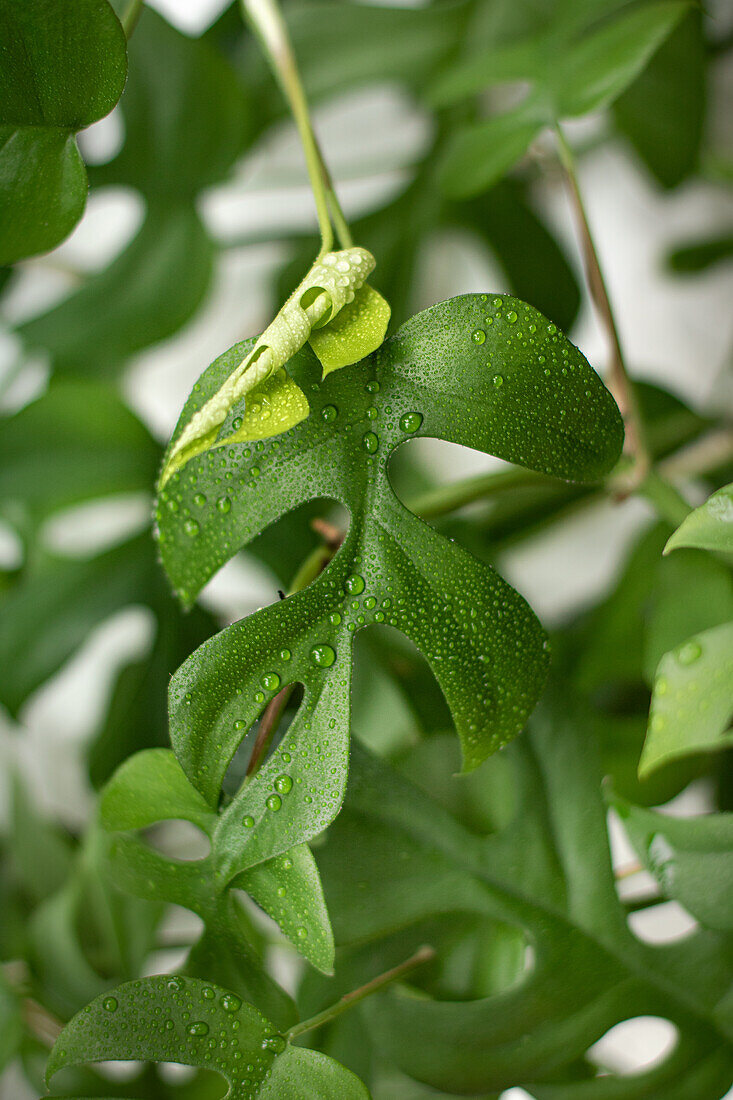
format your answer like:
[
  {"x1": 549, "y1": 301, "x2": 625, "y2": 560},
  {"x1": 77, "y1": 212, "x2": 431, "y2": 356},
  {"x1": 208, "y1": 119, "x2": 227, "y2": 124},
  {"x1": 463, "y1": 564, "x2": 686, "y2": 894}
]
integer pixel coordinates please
[{"x1": 159, "y1": 246, "x2": 381, "y2": 489}]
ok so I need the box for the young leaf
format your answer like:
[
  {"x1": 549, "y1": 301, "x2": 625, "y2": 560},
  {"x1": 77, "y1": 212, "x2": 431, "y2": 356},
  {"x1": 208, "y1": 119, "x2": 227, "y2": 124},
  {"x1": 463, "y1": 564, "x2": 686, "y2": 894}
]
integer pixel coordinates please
[
  {"x1": 157, "y1": 295, "x2": 623, "y2": 835},
  {"x1": 639, "y1": 621, "x2": 733, "y2": 777},
  {"x1": 46, "y1": 975, "x2": 369, "y2": 1098},
  {"x1": 0, "y1": 0, "x2": 127, "y2": 264},
  {"x1": 664, "y1": 483, "x2": 733, "y2": 555}
]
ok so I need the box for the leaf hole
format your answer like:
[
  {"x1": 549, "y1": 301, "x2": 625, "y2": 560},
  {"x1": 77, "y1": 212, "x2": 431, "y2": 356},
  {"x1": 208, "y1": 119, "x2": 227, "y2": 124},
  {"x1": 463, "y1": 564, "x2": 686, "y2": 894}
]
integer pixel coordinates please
[
  {"x1": 586, "y1": 1016, "x2": 679, "y2": 1075},
  {"x1": 626, "y1": 899, "x2": 699, "y2": 945},
  {"x1": 143, "y1": 819, "x2": 211, "y2": 861},
  {"x1": 221, "y1": 682, "x2": 305, "y2": 800}
]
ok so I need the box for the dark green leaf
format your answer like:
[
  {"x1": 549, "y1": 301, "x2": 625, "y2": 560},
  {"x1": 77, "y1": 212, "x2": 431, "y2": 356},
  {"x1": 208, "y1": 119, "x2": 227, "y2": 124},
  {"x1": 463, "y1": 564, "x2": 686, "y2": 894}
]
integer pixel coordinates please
[
  {"x1": 19, "y1": 207, "x2": 214, "y2": 377},
  {"x1": 614, "y1": 9, "x2": 706, "y2": 188},
  {"x1": 156, "y1": 298, "x2": 622, "y2": 868},
  {"x1": 47, "y1": 975, "x2": 369, "y2": 1098},
  {"x1": 94, "y1": 8, "x2": 249, "y2": 199},
  {"x1": 0, "y1": 0, "x2": 127, "y2": 262},
  {"x1": 0, "y1": 381, "x2": 159, "y2": 521}
]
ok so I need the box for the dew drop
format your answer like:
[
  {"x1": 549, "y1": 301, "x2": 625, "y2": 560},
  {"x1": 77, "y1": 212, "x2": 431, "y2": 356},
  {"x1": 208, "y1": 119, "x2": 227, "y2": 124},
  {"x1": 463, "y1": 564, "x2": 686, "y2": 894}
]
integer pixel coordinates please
[
  {"x1": 262, "y1": 672, "x2": 281, "y2": 691},
  {"x1": 345, "y1": 574, "x2": 365, "y2": 595},
  {"x1": 103, "y1": 997, "x2": 118, "y2": 1012},
  {"x1": 362, "y1": 431, "x2": 378, "y2": 453},
  {"x1": 321, "y1": 405, "x2": 337, "y2": 422},
  {"x1": 400, "y1": 411, "x2": 423, "y2": 433},
  {"x1": 188, "y1": 1021, "x2": 209, "y2": 1037},
  {"x1": 266, "y1": 794, "x2": 282, "y2": 812},
  {"x1": 243, "y1": 816, "x2": 255, "y2": 828},
  {"x1": 493, "y1": 375, "x2": 504, "y2": 387},
  {"x1": 311, "y1": 644, "x2": 336, "y2": 667},
  {"x1": 506, "y1": 310, "x2": 518, "y2": 324},
  {"x1": 194, "y1": 493, "x2": 207, "y2": 507},
  {"x1": 221, "y1": 994, "x2": 241, "y2": 1012},
  {"x1": 280, "y1": 648, "x2": 291, "y2": 661},
  {"x1": 184, "y1": 518, "x2": 200, "y2": 538},
  {"x1": 262, "y1": 1033, "x2": 287, "y2": 1053},
  {"x1": 365, "y1": 380, "x2": 380, "y2": 393},
  {"x1": 472, "y1": 329, "x2": 486, "y2": 345},
  {"x1": 275, "y1": 774, "x2": 293, "y2": 794},
  {"x1": 217, "y1": 496, "x2": 232, "y2": 514}
]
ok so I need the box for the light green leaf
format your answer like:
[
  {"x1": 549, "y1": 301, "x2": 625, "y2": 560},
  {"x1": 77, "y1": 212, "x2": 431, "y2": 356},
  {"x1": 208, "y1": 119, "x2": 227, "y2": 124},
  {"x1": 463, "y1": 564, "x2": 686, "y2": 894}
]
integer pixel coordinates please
[
  {"x1": 0, "y1": 0, "x2": 127, "y2": 263},
  {"x1": 310, "y1": 284, "x2": 391, "y2": 377},
  {"x1": 100, "y1": 748, "x2": 216, "y2": 834},
  {"x1": 613, "y1": 795, "x2": 733, "y2": 932},
  {"x1": 46, "y1": 975, "x2": 369, "y2": 1098},
  {"x1": 640, "y1": 621, "x2": 733, "y2": 777},
  {"x1": 665, "y1": 483, "x2": 733, "y2": 555},
  {"x1": 439, "y1": 101, "x2": 546, "y2": 199}
]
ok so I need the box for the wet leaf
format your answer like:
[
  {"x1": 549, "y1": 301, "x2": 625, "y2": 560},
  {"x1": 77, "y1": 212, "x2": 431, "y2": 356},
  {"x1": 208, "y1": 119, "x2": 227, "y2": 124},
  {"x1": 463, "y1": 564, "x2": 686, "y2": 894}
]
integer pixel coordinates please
[{"x1": 47, "y1": 975, "x2": 369, "y2": 1098}]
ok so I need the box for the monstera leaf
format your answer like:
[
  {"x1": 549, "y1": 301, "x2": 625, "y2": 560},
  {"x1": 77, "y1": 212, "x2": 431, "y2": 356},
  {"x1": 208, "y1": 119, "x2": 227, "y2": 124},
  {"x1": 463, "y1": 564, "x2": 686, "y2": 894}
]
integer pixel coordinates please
[
  {"x1": 100, "y1": 747, "x2": 332, "y2": 1027},
  {"x1": 155, "y1": 296, "x2": 622, "y2": 883},
  {"x1": 301, "y1": 694, "x2": 733, "y2": 1098},
  {"x1": 432, "y1": 0, "x2": 691, "y2": 196},
  {"x1": 0, "y1": 0, "x2": 127, "y2": 264},
  {"x1": 47, "y1": 975, "x2": 368, "y2": 1099}
]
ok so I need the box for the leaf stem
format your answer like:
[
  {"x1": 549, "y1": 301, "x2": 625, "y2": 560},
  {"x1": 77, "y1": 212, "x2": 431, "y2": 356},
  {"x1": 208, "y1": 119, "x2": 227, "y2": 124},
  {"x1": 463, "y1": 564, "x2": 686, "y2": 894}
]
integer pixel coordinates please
[
  {"x1": 554, "y1": 124, "x2": 650, "y2": 488},
  {"x1": 287, "y1": 945, "x2": 435, "y2": 1040},
  {"x1": 408, "y1": 466, "x2": 551, "y2": 520},
  {"x1": 239, "y1": 0, "x2": 352, "y2": 251},
  {"x1": 120, "y1": 0, "x2": 144, "y2": 37}
]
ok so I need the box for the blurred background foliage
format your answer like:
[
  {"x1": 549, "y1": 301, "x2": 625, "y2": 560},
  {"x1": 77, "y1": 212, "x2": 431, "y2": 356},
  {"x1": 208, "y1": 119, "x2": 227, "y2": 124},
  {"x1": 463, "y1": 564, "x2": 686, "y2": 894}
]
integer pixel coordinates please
[{"x1": 0, "y1": 0, "x2": 732, "y2": 1096}]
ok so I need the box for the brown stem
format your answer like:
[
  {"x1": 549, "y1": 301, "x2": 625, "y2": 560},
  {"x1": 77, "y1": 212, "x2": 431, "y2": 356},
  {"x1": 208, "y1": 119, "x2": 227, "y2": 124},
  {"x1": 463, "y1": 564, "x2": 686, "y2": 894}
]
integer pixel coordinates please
[
  {"x1": 555, "y1": 125, "x2": 650, "y2": 487},
  {"x1": 287, "y1": 945, "x2": 435, "y2": 1039}
]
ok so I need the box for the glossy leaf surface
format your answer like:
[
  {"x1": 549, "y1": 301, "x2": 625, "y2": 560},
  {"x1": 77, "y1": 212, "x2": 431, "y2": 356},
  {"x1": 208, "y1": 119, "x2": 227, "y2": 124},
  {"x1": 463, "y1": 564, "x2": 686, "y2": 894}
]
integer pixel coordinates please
[
  {"x1": 47, "y1": 976, "x2": 368, "y2": 1099},
  {"x1": 0, "y1": 0, "x2": 127, "y2": 263},
  {"x1": 665, "y1": 483, "x2": 733, "y2": 555},
  {"x1": 157, "y1": 296, "x2": 622, "y2": 846}
]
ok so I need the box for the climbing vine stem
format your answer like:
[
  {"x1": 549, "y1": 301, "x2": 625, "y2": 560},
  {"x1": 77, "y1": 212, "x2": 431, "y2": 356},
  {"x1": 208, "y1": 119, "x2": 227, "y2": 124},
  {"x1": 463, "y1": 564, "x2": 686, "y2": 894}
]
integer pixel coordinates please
[
  {"x1": 555, "y1": 123, "x2": 650, "y2": 489},
  {"x1": 239, "y1": 0, "x2": 352, "y2": 251},
  {"x1": 287, "y1": 946, "x2": 436, "y2": 1040}
]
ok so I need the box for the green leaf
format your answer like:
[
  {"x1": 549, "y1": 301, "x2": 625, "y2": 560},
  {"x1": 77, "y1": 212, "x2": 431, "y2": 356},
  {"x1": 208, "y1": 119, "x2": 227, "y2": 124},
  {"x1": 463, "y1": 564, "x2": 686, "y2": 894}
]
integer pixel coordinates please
[
  {"x1": 0, "y1": 0, "x2": 127, "y2": 263},
  {"x1": 19, "y1": 206, "x2": 214, "y2": 378},
  {"x1": 614, "y1": 9, "x2": 706, "y2": 188},
  {"x1": 0, "y1": 535, "x2": 157, "y2": 716},
  {"x1": 156, "y1": 297, "x2": 622, "y2": 847},
  {"x1": 308, "y1": 694, "x2": 733, "y2": 1096},
  {"x1": 0, "y1": 969, "x2": 22, "y2": 1073},
  {"x1": 9, "y1": 772, "x2": 75, "y2": 904},
  {"x1": 46, "y1": 975, "x2": 369, "y2": 1098},
  {"x1": 101, "y1": 749, "x2": 335, "y2": 976},
  {"x1": 94, "y1": 7, "x2": 249, "y2": 199},
  {"x1": 665, "y1": 483, "x2": 733, "y2": 555},
  {"x1": 439, "y1": 100, "x2": 546, "y2": 199},
  {"x1": 434, "y1": 1, "x2": 690, "y2": 197},
  {"x1": 613, "y1": 794, "x2": 733, "y2": 932},
  {"x1": 309, "y1": 284, "x2": 391, "y2": 378},
  {"x1": 639, "y1": 621, "x2": 733, "y2": 777},
  {"x1": 0, "y1": 381, "x2": 159, "y2": 521}
]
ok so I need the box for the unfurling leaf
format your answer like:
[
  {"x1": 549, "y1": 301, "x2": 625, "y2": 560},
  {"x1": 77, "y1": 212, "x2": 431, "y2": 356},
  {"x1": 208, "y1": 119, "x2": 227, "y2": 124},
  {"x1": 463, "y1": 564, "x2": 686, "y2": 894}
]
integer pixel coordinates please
[{"x1": 159, "y1": 247, "x2": 388, "y2": 487}]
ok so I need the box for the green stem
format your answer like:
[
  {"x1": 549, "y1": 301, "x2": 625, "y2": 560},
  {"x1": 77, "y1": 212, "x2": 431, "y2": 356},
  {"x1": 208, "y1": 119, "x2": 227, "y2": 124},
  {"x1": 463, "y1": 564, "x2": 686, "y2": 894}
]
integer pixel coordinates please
[
  {"x1": 120, "y1": 0, "x2": 143, "y2": 37},
  {"x1": 240, "y1": 0, "x2": 352, "y2": 252},
  {"x1": 408, "y1": 466, "x2": 550, "y2": 520},
  {"x1": 637, "y1": 469, "x2": 692, "y2": 528},
  {"x1": 555, "y1": 124, "x2": 650, "y2": 487},
  {"x1": 287, "y1": 945, "x2": 435, "y2": 1040}
]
